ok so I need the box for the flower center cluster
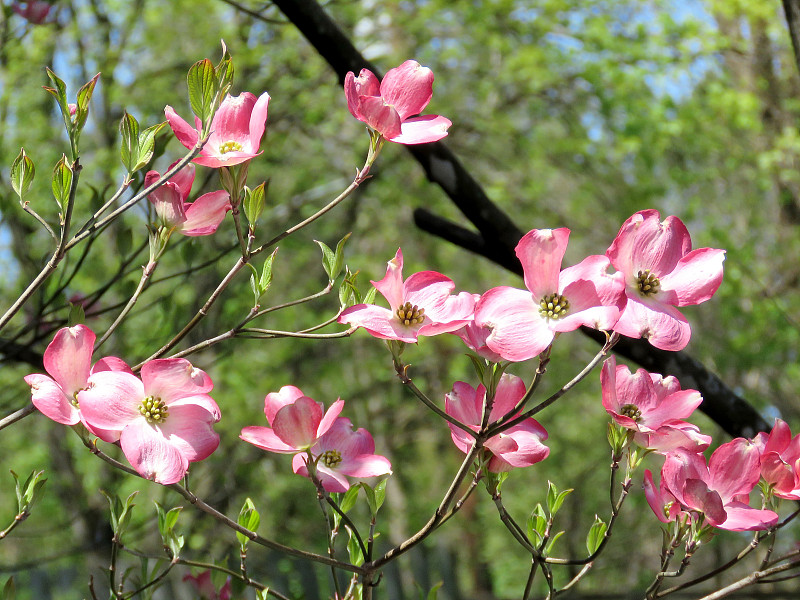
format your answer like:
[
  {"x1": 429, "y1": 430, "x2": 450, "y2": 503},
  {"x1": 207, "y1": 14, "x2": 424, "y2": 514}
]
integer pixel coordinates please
[
  {"x1": 320, "y1": 449, "x2": 342, "y2": 468},
  {"x1": 218, "y1": 140, "x2": 243, "y2": 154},
  {"x1": 619, "y1": 403, "x2": 642, "y2": 422},
  {"x1": 139, "y1": 396, "x2": 169, "y2": 424},
  {"x1": 636, "y1": 269, "x2": 661, "y2": 296},
  {"x1": 538, "y1": 293, "x2": 570, "y2": 320},
  {"x1": 71, "y1": 390, "x2": 81, "y2": 409},
  {"x1": 396, "y1": 301, "x2": 425, "y2": 326}
]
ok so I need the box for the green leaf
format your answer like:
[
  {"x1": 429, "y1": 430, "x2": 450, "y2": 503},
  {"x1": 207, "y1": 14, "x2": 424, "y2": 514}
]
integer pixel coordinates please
[
  {"x1": 43, "y1": 68, "x2": 70, "y2": 122},
  {"x1": 243, "y1": 180, "x2": 268, "y2": 228},
  {"x1": 1, "y1": 577, "x2": 15, "y2": 600},
  {"x1": 427, "y1": 581, "x2": 443, "y2": 600},
  {"x1": 364, "y1": 286, "x2": 378, "y2": 304},
  {"x1": 119, "y1": 112, "x2": 140, "y2": 173},
  {"x1": 134, "y1": 122, "x2": 166, "y2": 172},
  {"x1": 345, "y1": 526, "x2": 364, "y2": 567},
  {"x1": 546, "y1": 481, "x2": 573, "y2": 516},
  {"x1": 339, "y1": 485, "x2": 360, "y2": 514},
  {"x1": 187, "y1": 58, "x2": 216, "y2": 127},
  {"x1": 544, "y1": 530, "x2": 565, "y2": 555},
  {"x1": 22, "y1": 471, "x2": 46, "y2": 509},
  {"x1": 255, "y1": 589, "x2": 270, "y2": 600},
  {"x1": 10, "y1": 148, "x2": 35, "y2": 202},
  {"x1": 68, "y1": 302, "x2": 85, "y2": 326},
  {"x1": 586, "y1": 516, "x2": 607, "y2": 555},
  {"x1": 526, "y1": 503, "x2": 547, "y2": 545},
  {"x1": 74, "y1": 73, "x2": 100, "y2": 133},
  {"x1": 51, "y1": 155, "x2": 73, "y2": 211},
  {"x1": 315, "y1": 240, "x2": 336, "y2": 281},
  {"x1": 236, "y1": 498, "x2": 259, "y2": 549},
  {"x1": 331, "y1": 232, "x2": 351, "y2": 281},
  {"x1": 258, "y1": 249, "x2": 278, "y2": 297}
]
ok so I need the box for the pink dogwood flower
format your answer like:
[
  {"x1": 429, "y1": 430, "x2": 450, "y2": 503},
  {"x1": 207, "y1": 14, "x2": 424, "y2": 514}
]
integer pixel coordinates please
[
  {"x1": 183, "y1": 570, "x2": 231, "y2": 600},
  {"x1": 24, "y1": 325, "x2": 131, "y2": 441},
  {"x1": 291, "y1": 417, "x2": 392, "y2": 493},
  {"x1": 239, "y1": 385, "x2": 344, "y2": 454},
  {"x1": 165, "y1": 91, "x2": 270, "y2": 168},
  {"x1": 452, "y1": 296, "x2": 505, "y2": 363},
  {"x1": 345, "y1": 60, "x2": 451, "y2": 144},
  {"x1": 12, "y1": 1, "x2": 52, "y2": 24},
  {"x1": 338, "y1": 248, "x2": 475, "y2": 343},
  {"x1": 601, "y1": 356, "x2": 709, "y2": 452},
  {"x1": 606, "y1": 210, "x2": 725, "y2": 351},
  {"x1": 445, "y1": 374, "x2": 549, "y2": 472},
  {"x1": 146, "y1": 162, "x2": 231, "y2": 236},
  {"x1": 79, "y1": 359, "x2": 221, "y2": 485},
  {"x1": 643, "y1": 468, "x2": 688, "y2": 524},
  {"x1": 754, "y1": 419, "x2": 800, "y2": 500},
  {"x1": 660, "y1": 439, "x2": 778, "y2": 531},
  {"x1": 474, "y1": 228, "x2": 626, "y2": 362}
]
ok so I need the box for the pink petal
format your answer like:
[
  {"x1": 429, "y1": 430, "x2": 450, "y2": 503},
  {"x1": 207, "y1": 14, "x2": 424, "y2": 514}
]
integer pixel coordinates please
[
  {"x1": 120, "y1": 419, "x2": 188, "y2": 484},
  {"x1": 320, "y1": 418, "x2": 375, "y2": 457},
  {"x1": 717, "y1": 503, "x2": 778, "y2": 531},
  {"x1": 25, "y1": 373, "x2": 80, "y2": 425},
  {"x1": 247, "y1": 92, "x2": 270, "y2": 152},
  {"x1": 643, "y1": 469, "x2": 675, "y2": 523},
  {"x1": 445, "y1": 381, "x2": 483, "y2": 428},
  {"x1": 644, "y1": 389, "x2": 703, "y2": 426},
  {"x1": 166, "y1": 161, "x2": 196, "y2": 201},
  {"x1": 165, "y1": 105, "x2": 200, "y2": 150},
  {"x1": 317, "y1": 399, "x2": 345, "y2": 438},
  {"x1": 358, "y1": 96, "x2": 402, "y2": 139},
  {"x1": 763, "y1": 419, "x2": 792, "y2": 455},
  {"x1": 338, "y1": 304, "x2": 416, "y2": 341},
  {"x1": 490, "y1": 420, "x2": 549, "y2": 468},
  {"x1": 180, "y1": 190, "x2": 231, "y2": 236},
  {"x1": 371, "y1": 248, "x2": 405, "y2": 310},
  {"x1": 43, "y1": 325, "x2": 95, "y2": 396},
  {"x1": 403, "y1": 271, "x2": 456, "y2": 313},
  {"x1": 336, "y1": 452, "x2": 392, "y2": 479},
  {"x1": 240, "y1": 426, "x2": 298, "y2": 453},
  {"x1": 516, "y1": 228, "x2": 570, "y2": 299},
  {"x1": 708, "y1": 438, "x2": 761, "y2": 500},
  {"x1": 158, "y1": 403, "x2": 220, "y2": 462},
  {"x1": 292, "y1": 454, "x2": 351, "y2": 493},
  {"x1": 643, "y1": 422, "x2": 711, "y2": 453},
  {"x1": 629, "y1": 212, "x2": 692, "y2": 277},
  {"x1": 79, "y1": 371, "x2": 144, "y2": 429},
  {"x1": 149, "y1": 181, "x2": 188, "y2": 228},
  {"x1": 390, "y1": 115, "x2": 451, "y2": 144},
  {"x1": 659, "y1": 248, "x2": 726, "y2": 306},
  {"x1": 91, "y1": 356, "x2": 133, "y2": 374},
  {"x1": 264, "y1": 386, "x2": 306, "y2": 424},
  {"x1": 475, "y1": 286, "x2": 552, "y2": 362},
  {"x1": 683, "y1": 478, "x2": 726, "y2": 525},
  {"x1": 272, "y1": 396, "x2": 324, "y2": 449},
  {"x1": 488, "y1": 374, "x2": 527, "y2": 421},
  {"x1": 344, "y1": 69, "x2": 381, "y2": 119},
  {"x1": 380, "y1": 60, "x2": 433, "y2": 121},
  {"x1": 209, "y1": 93, "x2": 258, "y2": 152},
  {"x1": 614, "y1": 294, "x2": 691, "y2": 351},
  {"x1": 141, "y1": 359, "x2": 213, "y2": 402},
  {"x1": 760, "y1": 452, "x2": 795, "y2": 491},
  {"x1": 417, "y1": 291, "x2": 475, "y2": 336}
]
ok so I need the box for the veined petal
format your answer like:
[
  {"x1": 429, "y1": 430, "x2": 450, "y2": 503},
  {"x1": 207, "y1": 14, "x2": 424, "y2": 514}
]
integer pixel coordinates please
[
  {"x1": 359, "y1": 96, "x2": 402, "y2": 139},
  {"x1": 445, "y1": 381, "x2": 484, "y2": 427},
  {"x1": 371, "y1": 248, "x2": 405, "y2": 310},
  {"x1": 336, "y1": 453, "x2": 392, "y2": 479},
  {"x1": 264, "y1": 386, "x2": 306, "y2": 424},
  {"x1": 318, "y1": 399, "x2": 345, "y2": 438},
  {"x1": 149, "y1": 181, "x2": 187, "y2": 228},
  {"x1": 708, "y1": 438, "x2": 761, "y2": 500},
  {"x1": 25, "y1": 373, "x2": 80, "y2": 425},
  {"x1": 180, "y1": 190, "x2": 231, "y2": 236},
  {"x1": 380, "y1": 60, "x2": 433, "y2": 120},
  {"x1": 248, "y1": 92, "x2": 270, "y2": 152},
  {"x1": 272, "y1": 396, "x2": 324, "y2": 449},
  {"x1": 630, "y1": 213, "x2": 692, "y2": 277},
  {"x1": 344, "y1": 69, "x2": 381, "y2": 119},
  {"x1": 158, "y1": 403, "x2": 220, "y2": 462},
  {"x1": 141, "y1": 359, "x2": 213, "y2": 401},
  {"x1": 293, "y1": 455, "x2": 351, "y2": 493},
  {"x1": 240, "y1": 426, "x2": 298, "y2": 453},
  {"x1": 659, "y1": 248, "x2": 725, "y2": 306},
  {"x1": 79, "y1": 371, "x2": 144, "y2": 429},
  {"x1": 120, "y1": 419, "x2": 188, "y2": 484},
  {"x1": 210, "y1": 93, "x2": 258, "y2": 152},
  {"x1": 165, "y1": 105, "x2": 200, "y2": 150},
  {"x1": 614, "y1": 294, "x2": 691, "y2": 351},
  {"x1": 516, "y1": 228, "x2": 570, "y2": 299},
  {"x1": 338, "y1": 304, "x2": 415, "y2": 341},
  {"x1": 683, "y1": 479, "x2": 726, "y2": 525},
  {"x1": 717, "y1": 503, "x2": 778, "y2": 531},
  {"x1": 390, "y1": 115, "x2": 451, "y2": 144},
  {"x1": 43, "y1": 325, "x2": 95, "y2": 396},
  {"x1": 488, "y1": 374, "x2": 527, "y2": 421},
  {"x1": 475, "y1": 286, "x2": 552, "y2": 362}
]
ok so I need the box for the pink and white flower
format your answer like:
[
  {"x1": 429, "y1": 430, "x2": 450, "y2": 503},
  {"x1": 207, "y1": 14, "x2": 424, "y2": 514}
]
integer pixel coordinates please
[
  {"x1": 338, "y1": 248, "x2": 475, "y2": 343},
  {"x1": 660, "y1": 439, "x2": 778, "y2": 531},
  {"x1": 239, "y1": 385, "x2": 343, "y2": 454},
  {"x1": 292, "y1": 417, "x2": 392, "y2": 493},
  {"x1": 474, "y1": 228, "x2": 626, "y2": 362},
  {"x1": 606, "y1": 210, "x2": 725, "y2": 351},
  {"x1": 345, "y1": 60, "x2": 451, "y2": 144},
  {"x1": 79, "y1": 359, "x2": 220, "y2": 485},
  {"x1": 24, "y1": 325, "x2": 131, "y2": 441},
  {"x1": 601, "y1": 356, "x2": 709, "y2": 452},
  {"x1": 166, "y1": 91, "x2": 270, "y2": 168},
  {"x1": 146, "y1": 162, "x2": 231, "y2": 236},
  {"x1": 445, "y1": 374, "x2": 549, "y2": 472},
  {"x1": 754, "y1": 419, "x2": 800, "y2": 500}
]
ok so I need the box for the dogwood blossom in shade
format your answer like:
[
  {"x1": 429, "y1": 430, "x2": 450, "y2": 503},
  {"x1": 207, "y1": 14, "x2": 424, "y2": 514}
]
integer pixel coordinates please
[
  {"x1": 606, "y1": 210, "x2": 725, "y2": 351},
  {"x1": 145, "y1": 162, "x2": 231, "y2": 236},
  {"x1": 79, "y1": 359, "x2": 221, "y2": 485},
  {"x1": 338, "y1": 248, "x2": 475, "y2": 343},
  {"x1": 600, "y1": 356, "x2": 709, "y2": 452},
  {"x1": 643, "y1": 469, "x2": 687, "y2": 524},
  {"x1": 165, "y1": 91, "x2": 270, "y2": 168},
  {"x1": 239, "y1": 385, "x2": 344, "y2": 454},
  {"x1": 23, "y1": 325, "x2": 132, "y2": 442},
  {"x1": 660, "y1": 439, "x2": 778, "y2": 531},
  {"x1": 183, "y1": 570, "x2": 231, "y2": 600},
  {"x1": 291, "y1": 417, "x2": 392, "y2": 493},
  {"x1": 12, "y1": 1, "x2": 52, "y2": 23},
  {"x1": 754, "y1": 419, "x2": 800, "y2": 500},
  {"x1": 345, "y1": 60, "x2": 451, "y2": 144},
  {"x1": 445, "y1": 374, "x2": 549, "y2": 472},
  {"x1": 474, "y1": 228, "x2": 626, "y2": 362}
]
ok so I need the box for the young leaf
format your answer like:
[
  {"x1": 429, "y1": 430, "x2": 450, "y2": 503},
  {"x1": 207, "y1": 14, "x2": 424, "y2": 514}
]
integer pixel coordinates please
[
  {"x1": 258, "y1": 249, "x2": 277, "y2": 297},
  {"x1": 1, "y1": 577, "x2": 15, "y2": 600},
  {"x1": 68, "y1": 302, "x2": 85, "y2": 326},
  {"x1": 339, "y1": 485, "x2": 360, "y2": 514},
  {"x1": 236, "y1": 498, "x2": 259, "y2": 549},
  {"x1": 315, "y1": 240, "x2": 336, "y2": 281},
  {"x1": 526, "y1": 503, "x2": 547, "y2": 545},
  {"x1": 133, "y1": 122, "x2": 166, "y2": 173},
  {"x1": 187, "y1": 59, "x2": 216, "y2": 128},
  {"x1": 586, "y1": 516, "x2": 607, "y2": 555},
  {"x1": 74, "y1": 73, "x2": 101, "y2": 133},
  {"x1": 51, "y1": 155, "x2": 73, "y2": 211},
  {"x1": 544, "y1": 530, "x2": 565, "y2": 556},
  {"x1": 331, "y1": 232, "x2": 351, "y2": 281},
  {"x1": 243, "y1": 180, "x2": 268, "y2": 228},
  {"x1": 119, "y1": 112, "x2": 140, "y2": 173},
  {"x1": 10, "y1": 148, "x2": 35, "y2": 202},
  {"x1": 546, "y1": 481, "x2": 573, "y2": 516},
  {"x1": 43, "y1": 68, "x2": 70, "y2": 123},
  {"x1": 345, "y1": 526, "x2": 364, "y2": 567}
]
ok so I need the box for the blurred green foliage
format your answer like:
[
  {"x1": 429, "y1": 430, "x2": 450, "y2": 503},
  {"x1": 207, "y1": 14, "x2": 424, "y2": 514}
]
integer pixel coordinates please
[{"x1": 1, "y1": 0, "x2": 800, "y2": 598}]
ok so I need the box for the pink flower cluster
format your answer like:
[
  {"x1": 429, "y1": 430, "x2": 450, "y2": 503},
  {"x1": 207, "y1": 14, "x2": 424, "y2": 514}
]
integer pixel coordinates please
[
  {"x1": 240, "y1": 386, "x2": 391, "y2": 492},
  {"x1": 25, "y1": 325, "x2": 221, "y2": 485}
]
